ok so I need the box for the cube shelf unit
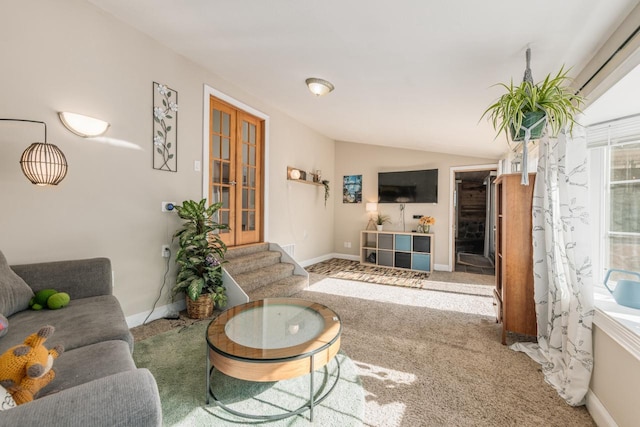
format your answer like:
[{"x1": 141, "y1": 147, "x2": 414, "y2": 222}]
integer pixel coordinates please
[{"x1": 360, "y1": 230, "x2": 433, "y2": 273}]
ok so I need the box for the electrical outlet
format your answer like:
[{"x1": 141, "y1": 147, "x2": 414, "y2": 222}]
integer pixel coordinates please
[
  {"x1": 413, "y1": 215, "x2": 422, "y2": 219},
  {"x1": 161, "y1": 201, "x2": 175, "y2": 212},
  {"x1": 343, "y1": 241, "x2": 348, "y2": 248},
  {"x1": 161, "y1": 245, "x2": 171, "y2": 258},
  {"x1": 346, "y1": 242, "x2": 352, "y2": 248}
]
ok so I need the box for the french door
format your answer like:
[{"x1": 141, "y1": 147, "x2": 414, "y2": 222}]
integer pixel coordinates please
[{"x1": 209, "y1": 97, "x2": 263, "y2": 247}]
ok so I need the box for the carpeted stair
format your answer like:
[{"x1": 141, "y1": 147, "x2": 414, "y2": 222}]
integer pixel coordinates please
[{"x1": 224, "y1": 243, "x2": 308, "y2": 300}]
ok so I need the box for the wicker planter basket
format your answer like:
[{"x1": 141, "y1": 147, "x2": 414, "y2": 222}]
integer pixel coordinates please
[{"x1": 186, "y1": 294, "x2": 214, "y2": 319}]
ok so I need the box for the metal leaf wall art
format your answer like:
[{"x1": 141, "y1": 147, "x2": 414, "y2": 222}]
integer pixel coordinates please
[{"x1": 153, "y1": 82, "x2": 178, "y2": 171}]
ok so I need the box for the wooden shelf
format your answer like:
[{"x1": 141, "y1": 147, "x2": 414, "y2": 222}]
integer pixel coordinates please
[
  {"x1": 288, "y1": 178, "x2": 323, "y2": 186},
  {"x1": 287, "y1": 166, "x2": 323, "y2": 185},
  {"x1": 360, "y1": 230, "x2": 433, "y2": 273}
]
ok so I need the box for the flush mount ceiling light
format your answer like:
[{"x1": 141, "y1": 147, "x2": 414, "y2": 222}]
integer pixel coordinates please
[
  {"x1": 0, "y1": 118, "x2": 68, "y2": 186},
  {"x1": 58, "y1": 112, "x2": 110, "y2": 137},
  {"x1": 305, "y1": 78, "x2": 335, "y2": 96}
]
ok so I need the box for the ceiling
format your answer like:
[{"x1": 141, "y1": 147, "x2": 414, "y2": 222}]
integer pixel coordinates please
[{"x1": 88, "y1": 0, "x2": 639, "y2": 159}]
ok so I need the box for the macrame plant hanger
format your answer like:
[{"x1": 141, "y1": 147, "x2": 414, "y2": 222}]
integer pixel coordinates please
[{"x1": 518, "y1": 48, "x2": 546, "y2": 185}]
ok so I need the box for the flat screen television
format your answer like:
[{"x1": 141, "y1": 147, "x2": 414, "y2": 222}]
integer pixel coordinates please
[{"x1": 378, "y1": 169, "x2": 438, "y2": 203}]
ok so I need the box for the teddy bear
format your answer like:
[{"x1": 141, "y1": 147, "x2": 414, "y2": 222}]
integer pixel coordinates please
[
  {"x1": 0, "y1": 325, "x2": 63, "y2": 405},
  {"x1": 29, "y1": 289, "x2": 70, "y2": 310}
]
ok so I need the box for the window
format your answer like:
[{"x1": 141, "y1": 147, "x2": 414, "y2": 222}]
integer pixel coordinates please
[{"x1": 588, "y1": 116, "x2": 640, "y2": 287}]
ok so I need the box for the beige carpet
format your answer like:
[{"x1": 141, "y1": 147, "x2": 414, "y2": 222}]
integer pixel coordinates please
[{"x1": 298, "y1": 275, "x2": 594, "y2": 427}]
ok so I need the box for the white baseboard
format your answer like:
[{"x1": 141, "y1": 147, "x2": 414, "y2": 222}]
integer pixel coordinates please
[
  {"x1": 332, "y1": 253, "x2": 360, "y2": 262},
  {"x1": 126, "y1": 299, "x2": 186, "y2": 328},
  {"x1": 434, "y1": 263, "x2": 451, "y2": 272},
  {"x1": 586, "y1": 389, "x2": 618, "y2": 427},
  {"x1": 299, "y1": 252, "x2": 360, "y2": 267}
]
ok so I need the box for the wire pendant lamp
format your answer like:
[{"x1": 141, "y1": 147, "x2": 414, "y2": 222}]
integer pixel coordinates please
[
  {"x1": 1, "y1": 118, "x2": 68, "y2": 186},
  {"x1": 20, "y1": 141, "x2": 68, "y2": 185}
]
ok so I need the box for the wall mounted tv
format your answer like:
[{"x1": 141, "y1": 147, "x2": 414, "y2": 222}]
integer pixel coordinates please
[{"x1": 378, "y1": 169, "x2": 438, "y2": 203}]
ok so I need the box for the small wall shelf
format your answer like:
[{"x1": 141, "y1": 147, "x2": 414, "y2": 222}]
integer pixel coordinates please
[
  {"x1": 287, "y1": 166, "x2": 323, "y2": 186},
  {"x1": 360, "y1": 230, "x2": 434, "y2": 274}
]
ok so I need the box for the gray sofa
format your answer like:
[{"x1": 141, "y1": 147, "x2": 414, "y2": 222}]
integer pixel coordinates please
[{"x1": 0, "y1": 254, "x2": 162, "y2": 426}]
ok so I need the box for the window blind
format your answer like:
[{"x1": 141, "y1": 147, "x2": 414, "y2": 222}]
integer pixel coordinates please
[{"x1": 586, "y1": 113, "x2": 640, "y2": 147}]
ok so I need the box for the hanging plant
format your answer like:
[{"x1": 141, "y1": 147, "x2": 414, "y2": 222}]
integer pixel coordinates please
[
  {"x1": 322, "y1": 180, "x2": 330, "y2": 207},
  {"x1": 481, "y1": 49, "x2": 585, "y2": 186},
  {"x1": 481, "y1": 50, "x2": 584, "y2": 142}
]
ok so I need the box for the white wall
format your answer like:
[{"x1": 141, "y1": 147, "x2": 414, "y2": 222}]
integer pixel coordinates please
[
  {"x1": 590, "y1": 325, "x2": 640, "y2": 427},
  {"x1": 333, "y1": 141, "x2": 496, "y2": 268},
  {"x1": 0, "y1": 0, "x2": 334, "y2": 317}
]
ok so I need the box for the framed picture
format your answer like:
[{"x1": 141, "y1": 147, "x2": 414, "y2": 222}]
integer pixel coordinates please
[
  {"x1": 153, "y1": 82, "x2": 178, "y2": 172},
  {"x1": 343, "y1": 175, "x2": 362, "y2": 203}
]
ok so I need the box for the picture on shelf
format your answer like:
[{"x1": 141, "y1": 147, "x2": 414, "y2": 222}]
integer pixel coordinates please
[{"x1": 343, "y1": 174, "x2": 362, "y2": 203}]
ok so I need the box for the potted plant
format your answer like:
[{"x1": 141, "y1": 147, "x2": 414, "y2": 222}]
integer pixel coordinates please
[
  {"x1": 322, "y1": 179, "x2": 330, "y2": 207},
  {"x1": 172, "y1": 199, "x2": 229, "y2": 319},
  {"x1": 481, "y1": 66, "x2": 584, "y2": 142},
  {"x1": 375, "y1": 213, "x2": 391, "y2": 231}
]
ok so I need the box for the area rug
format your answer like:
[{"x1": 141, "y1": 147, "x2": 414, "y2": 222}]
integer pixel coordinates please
[
  {"x1": 306, "y1": 258, "x2": 493, "y2": 297},
  {"x1": 133, "y1": 320, "x2": 365, "y2": 426},
  {"x1": 456, "y1": 252, "x2": 494, "y2": 269}
]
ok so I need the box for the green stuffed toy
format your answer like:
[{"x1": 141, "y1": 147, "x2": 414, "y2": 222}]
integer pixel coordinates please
[{"x1": 29, "y1": 289, "x2": 70, "y2": 310}]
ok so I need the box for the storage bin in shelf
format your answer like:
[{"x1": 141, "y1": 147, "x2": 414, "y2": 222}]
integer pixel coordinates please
[{"x1": 378, "y1": 250, "x2": 394, "y2": 267}]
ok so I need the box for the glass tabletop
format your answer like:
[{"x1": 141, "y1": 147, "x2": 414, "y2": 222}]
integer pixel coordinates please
[
  {"x1": 225, "y1": 303, "x2": 325, "y2": 349},
  {"x1": 207, "y1": 298, "x2": 341, "y2": 361}
]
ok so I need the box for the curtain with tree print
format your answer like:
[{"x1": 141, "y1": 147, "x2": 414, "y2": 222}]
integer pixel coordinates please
[{"x1": 511, "y1": 126, "x2": 594, "y2": 406}]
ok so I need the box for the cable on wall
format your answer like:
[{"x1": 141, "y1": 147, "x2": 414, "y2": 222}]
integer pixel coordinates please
[{"x1": 143, "y1": 248, "x2": 172, "y2": 325}]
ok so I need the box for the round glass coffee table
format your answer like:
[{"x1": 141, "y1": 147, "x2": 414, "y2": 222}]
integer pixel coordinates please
[{"x1": 206, "y1": 298, "x2": 342, "y2": 421}]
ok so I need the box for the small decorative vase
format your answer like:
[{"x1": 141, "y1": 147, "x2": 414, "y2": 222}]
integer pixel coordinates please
[
  {"x1": 376, "y1": 225, "x2": 383, "y2": 231},
  {"x1": 418, "y1": 225, "x2": 430, "y2": 233}
]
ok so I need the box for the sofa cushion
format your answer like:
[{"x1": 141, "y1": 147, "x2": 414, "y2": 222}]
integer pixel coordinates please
[
  {"x1": 1, "y1": 295, "x2": 133, "y2": 354},
  {"x1": 39, "y1": 340, "x2": 136, "y2": 398},
  {"x1": 0, "y1": 251, "x2": 34, "y2": 317}
]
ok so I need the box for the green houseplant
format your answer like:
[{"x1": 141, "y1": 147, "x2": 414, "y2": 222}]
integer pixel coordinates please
[
  {"x1": 481, "y1": 66, "x2": 584, "y2": 142},
  {"x1": 374, "y1": 213, "x2": 391, "y2": 231},
  {"x1": 173, "y1": 199, "x2": 229, "y2": 318}
]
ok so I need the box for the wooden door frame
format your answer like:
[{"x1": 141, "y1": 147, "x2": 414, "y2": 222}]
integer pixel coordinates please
[
  {"x1": 202, "y1": 85, "x2": 270, "y2": 243},
  {"x1": 448, "y1": 163, "x2": 498, "y2": 272}
]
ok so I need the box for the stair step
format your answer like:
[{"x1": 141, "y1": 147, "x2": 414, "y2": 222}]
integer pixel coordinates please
[
  {"x1": 225, "y1": 243, "x2": 269, "y2": 260},
  {"x1": 224, "y1": 251, "x2": 282, "y2": 276},
  {"x1": 233, "y1": 262, "x2": 295, "y2": 293},
  {"x1": 247, "y1": 275, "x2": 309, "y2": 301}
]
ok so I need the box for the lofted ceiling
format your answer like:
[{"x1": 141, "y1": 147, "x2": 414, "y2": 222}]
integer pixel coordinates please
[{"x1": 88, "y1": 0, "x2": 639, "y2": 159}]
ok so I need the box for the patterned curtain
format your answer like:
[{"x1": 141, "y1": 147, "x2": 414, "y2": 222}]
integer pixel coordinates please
[{"x1": 511, "y1": 126, "x2": 594, "y2": 406}]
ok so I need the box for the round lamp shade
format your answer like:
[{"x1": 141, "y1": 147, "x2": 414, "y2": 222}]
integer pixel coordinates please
[{"x1": 20, "y1": 142, "x2": 68, "y2": 186}]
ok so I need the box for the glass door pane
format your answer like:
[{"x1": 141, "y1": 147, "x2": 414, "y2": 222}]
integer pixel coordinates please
[{"x1": 241, "y1": 120, "x2": 258, "y2": 232}]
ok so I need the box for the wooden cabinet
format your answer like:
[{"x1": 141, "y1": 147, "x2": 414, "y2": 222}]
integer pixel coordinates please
[
  {"x1": 494, "y1": 173, "x2": 537, "y2": 344},
  {"x1": 360, "y1": 230, "x2": 433, "y2": 273}
]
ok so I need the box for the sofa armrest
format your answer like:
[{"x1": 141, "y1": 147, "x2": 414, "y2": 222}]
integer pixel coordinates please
[
  {"x1": 11, "y1": 258, "x2": 113, "y2": 299},
  {"x1": 0, "y1": 369, "x2": 161, "y2": 426}
]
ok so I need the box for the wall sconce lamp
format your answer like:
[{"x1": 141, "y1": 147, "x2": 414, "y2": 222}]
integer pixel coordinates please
[
  {"x1": 305, "y1": 78, "x2": 335, "y2": 96},
  {"x1": 58, "y1": 112, "x2": 110, "y2": 137},
  {"x1": 366, "y1": 202, "x2": 378, "y2": 230},
  {"x1": 0, "y1": 118, "x2": 68, "y2": 186}
]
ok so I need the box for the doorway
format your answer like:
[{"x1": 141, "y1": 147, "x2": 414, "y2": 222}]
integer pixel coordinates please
[
  {"x1": 208, "y1": 96, "x2": 264, "y2": 247},
  {"x1": 449, "y1": 165, "x2": 497, "y2": 274}
]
